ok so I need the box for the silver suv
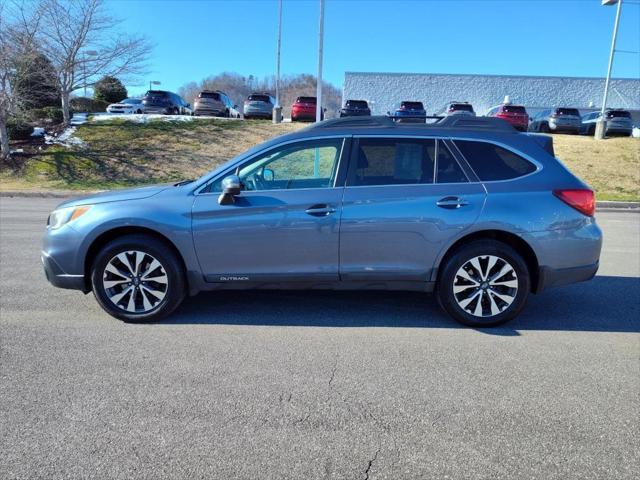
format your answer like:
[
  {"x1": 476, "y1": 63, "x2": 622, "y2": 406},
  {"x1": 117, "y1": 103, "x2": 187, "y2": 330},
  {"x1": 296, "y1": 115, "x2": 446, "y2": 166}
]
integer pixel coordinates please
[
  {"x1": 193, "y1": 90, "x2": 240, "y2": 118},
  {"x1": 529, "y1": 108, "x2": 581, "y2": 134},
  {"x1": 243, "y1": 93, "x2": 275, "y2": 119},
  {"x1": 42, "y1": 116, "x2": 602, "y2": 327}
]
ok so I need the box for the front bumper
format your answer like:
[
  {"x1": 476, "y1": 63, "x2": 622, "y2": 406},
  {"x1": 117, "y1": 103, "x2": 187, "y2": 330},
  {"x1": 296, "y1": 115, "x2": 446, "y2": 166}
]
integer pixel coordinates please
[
  {"x1": 42, "y1": 251, "x2": 87, "y2": 292},
  {"x1": 143, "y1": 106, "x2": 171, "y2": 114}
]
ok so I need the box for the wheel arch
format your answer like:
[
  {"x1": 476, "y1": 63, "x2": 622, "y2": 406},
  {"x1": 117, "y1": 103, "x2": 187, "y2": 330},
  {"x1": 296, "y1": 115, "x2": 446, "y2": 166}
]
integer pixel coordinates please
[
  {"x1": 83, "y1": 226, "x2": 189, "y2": 292},
  {"x1": 435, "y1": 229, "x2": 540, "y2": 293}
]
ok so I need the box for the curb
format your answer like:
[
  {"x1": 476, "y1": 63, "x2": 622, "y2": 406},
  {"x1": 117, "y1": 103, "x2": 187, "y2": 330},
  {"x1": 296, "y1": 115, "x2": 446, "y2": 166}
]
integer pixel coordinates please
[{"x1": 1, "y1": 191, "x2": 639, "y2": 211}]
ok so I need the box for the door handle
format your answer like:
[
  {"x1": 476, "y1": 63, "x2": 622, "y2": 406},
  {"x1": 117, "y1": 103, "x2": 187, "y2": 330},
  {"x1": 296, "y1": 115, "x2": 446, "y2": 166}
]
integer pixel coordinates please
[
  {"x1": 436, "y1": 196, "x2": 469, "y2": 209},
  {"x1": 305, "y1": 204, "x2": 336, "y2": 217}
]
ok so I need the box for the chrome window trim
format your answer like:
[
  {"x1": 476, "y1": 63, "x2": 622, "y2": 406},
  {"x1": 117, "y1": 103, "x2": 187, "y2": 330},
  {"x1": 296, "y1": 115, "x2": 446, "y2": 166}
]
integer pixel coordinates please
[{"x1": 195, "y1": 135, "x2": 348, "y2": 196}]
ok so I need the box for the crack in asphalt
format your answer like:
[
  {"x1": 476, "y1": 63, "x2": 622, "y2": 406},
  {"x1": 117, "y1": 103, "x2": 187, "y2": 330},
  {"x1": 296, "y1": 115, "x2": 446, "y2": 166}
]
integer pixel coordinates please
[{"x1": 363, "y1": 447, "x2": 380, "y2": 480}]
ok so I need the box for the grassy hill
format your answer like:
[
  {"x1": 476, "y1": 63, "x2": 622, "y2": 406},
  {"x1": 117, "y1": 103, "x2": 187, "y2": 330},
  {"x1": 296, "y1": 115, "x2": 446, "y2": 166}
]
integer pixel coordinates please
[{"x1": 1, "y1": 118, "x2": 638, "y2": 201}]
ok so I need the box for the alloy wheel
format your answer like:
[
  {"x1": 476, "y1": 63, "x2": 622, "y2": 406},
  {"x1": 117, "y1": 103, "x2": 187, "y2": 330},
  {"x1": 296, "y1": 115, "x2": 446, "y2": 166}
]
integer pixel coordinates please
[
  {"x1": 452, "y1": 255, "x2": 518, "y2": 318},
  {"x1": 102, "y1": 250, "x2": 168, "y2": 313}
]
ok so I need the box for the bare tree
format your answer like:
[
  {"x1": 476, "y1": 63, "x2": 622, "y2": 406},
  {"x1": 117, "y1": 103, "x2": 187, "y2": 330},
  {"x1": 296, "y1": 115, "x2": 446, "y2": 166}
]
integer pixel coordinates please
[
  {"x1": 0, "y1": 0, "x2": 45, "y2": 160},
  {"x1": 37, "y1": 0, "x2": 152, "y2": 124}
]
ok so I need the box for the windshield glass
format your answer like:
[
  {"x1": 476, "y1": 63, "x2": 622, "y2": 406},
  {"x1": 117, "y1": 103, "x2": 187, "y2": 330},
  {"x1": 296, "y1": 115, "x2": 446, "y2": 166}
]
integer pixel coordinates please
[
  {"x1": 502, "y1": 105, "x2": 526, "y2": 114},
  {"x1": 346, "y1": 100, "x2": 368, "y2": 109},
  {"x1": 401, "y1": 101, "x2": 424, "y2": 110},
  {"x1": 451, "y1": 103, "x2": 474, "y2": 112},
  {"x1": 297, "y1": 97, "x2": 316, "y2": 103},
  {"x1": 607, "y1": 110, "x2": 631, "y2": 118},
  {"x1": 248, "y1": 94, "x2": 271, "y2": 102},
  {"x1": 122, "y1": 98, "x2": 141, "y2": 104},
  {"x1": 556, "y1": 108, "x2": 580, "y2": 116},
  {"x1": 199, "y1": 92, "x2": 221, "y2": 100}
]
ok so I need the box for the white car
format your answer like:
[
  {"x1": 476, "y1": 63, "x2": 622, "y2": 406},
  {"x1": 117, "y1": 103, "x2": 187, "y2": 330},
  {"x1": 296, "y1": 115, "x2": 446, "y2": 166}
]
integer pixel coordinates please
[{"x1": 106, "y1": 98, "x2": 143, "y2": 114}]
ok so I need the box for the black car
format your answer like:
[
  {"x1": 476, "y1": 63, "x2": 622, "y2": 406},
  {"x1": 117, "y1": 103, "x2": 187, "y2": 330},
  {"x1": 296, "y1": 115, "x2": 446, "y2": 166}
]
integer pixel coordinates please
[
  {"x1": 142, "y1": 90, "x2": 192, "y2": 115},
  {"x1": 339, "y1": 99, "x2": 371, "y2": 117}
]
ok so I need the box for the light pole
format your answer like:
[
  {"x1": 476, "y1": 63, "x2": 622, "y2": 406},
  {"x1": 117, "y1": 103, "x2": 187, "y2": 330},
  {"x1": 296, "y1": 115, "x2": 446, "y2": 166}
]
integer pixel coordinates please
[
  {"x1": 595, "y1": 0, "x2": 623, "y2": 139},
  {"x1": 316, "y1": 0, "x2": 325, "y2": 123},
  {"x1": 82, "y1": 50, "x2": 98, "y2": 97},
  {"x1": 273, "y1": 0, "x2": 283, "y2": 123},
  {"x1": 149, "y1": 80, "x2": 161, "y2": 91}
]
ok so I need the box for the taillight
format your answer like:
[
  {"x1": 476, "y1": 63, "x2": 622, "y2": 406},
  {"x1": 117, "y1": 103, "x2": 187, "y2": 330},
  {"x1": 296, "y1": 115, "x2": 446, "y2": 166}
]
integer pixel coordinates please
[{"x1": 553, "y1": 189, "x2": 595, "y2": 217}]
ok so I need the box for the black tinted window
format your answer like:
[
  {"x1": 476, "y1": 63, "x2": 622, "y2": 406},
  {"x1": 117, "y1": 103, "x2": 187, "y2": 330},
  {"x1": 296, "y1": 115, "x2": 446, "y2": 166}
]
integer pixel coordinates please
[
  {"x1": 455, "y1": 141, "x2": 536, "y2": 181},
  {"x1": 401, "y1": 101, "x2": 424, "y2": 110},
  {"x1": 437, "y1": 143, "x2": 468, "y2": 184},
  {"x1": 248, "y1": 94, "x2": 271, "y2": 103},
  {"x1": 607, "y1": 110, "x2": 630, "y2": 118},
  {"x1": 297, "y1": 97, "x2": 316, "y2": 103},
  {"x1": 502, "y1": 105, "x2": 526, "y2": 114},
  {"x1": 450, "y1": 103, "x2": 474, "y2": 112},
  {"x1": 351, "y1": 138, "x2": 435, "y2": 186},
  {"x1": 200, "y1": 92, "x2": 221, "y2": 100},
  {"x1": 346, "y1": 100, "x2": 368, "y2": 108},
  {"x1": 556, "y1": 108, "x2": 580, "y2": 116}
]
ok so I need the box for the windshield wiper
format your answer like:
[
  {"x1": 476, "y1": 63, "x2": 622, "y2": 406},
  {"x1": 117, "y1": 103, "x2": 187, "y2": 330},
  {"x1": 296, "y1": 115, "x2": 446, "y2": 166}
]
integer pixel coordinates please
[{"x1": 173, "y1": 179, "x2": 194, "y2": 186}]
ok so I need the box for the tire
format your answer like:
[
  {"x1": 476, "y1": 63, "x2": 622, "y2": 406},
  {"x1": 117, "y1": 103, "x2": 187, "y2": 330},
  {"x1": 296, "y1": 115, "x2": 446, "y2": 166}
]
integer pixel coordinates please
[
  {"x1": 91, "y1": 235, "x2": 186, "y2": 323},
  {"x1": 540, "y1": 122, "x2": 550, "y2": 133},
  {"x1": 437, "y1": 240, "x2": 530, "y2": 327}
]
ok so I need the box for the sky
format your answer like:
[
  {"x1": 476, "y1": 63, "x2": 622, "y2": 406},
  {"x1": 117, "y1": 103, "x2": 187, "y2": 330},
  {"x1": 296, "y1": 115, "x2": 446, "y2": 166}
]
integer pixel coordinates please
[{"x1": 109, "y1": 0, "x2": 640, "y2": 96}]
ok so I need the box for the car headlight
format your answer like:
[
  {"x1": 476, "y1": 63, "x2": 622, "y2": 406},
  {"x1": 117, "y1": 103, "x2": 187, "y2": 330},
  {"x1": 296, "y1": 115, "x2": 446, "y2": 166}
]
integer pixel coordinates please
[{"x1": 47, "y1": 205, "x2": 92, "y2": 229}]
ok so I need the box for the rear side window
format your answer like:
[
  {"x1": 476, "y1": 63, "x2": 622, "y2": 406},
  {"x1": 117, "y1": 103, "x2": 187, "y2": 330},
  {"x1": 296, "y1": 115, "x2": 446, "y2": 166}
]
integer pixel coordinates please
[
  {"x1": 454, "y1": 140, "x2": 536, "y2": 181},
  {"x1": 437, "y1": 143, "x2": 468, "y2": 184},
  {"x1": 351, "y1": 138, "x2": 436, "y2": 186}
]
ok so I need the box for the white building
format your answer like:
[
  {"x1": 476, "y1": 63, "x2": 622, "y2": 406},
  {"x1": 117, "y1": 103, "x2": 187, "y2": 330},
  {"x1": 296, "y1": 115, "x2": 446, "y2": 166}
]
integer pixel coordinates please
[{"x1": 342, "y1": 71, "x2": 640, "y2": 121}]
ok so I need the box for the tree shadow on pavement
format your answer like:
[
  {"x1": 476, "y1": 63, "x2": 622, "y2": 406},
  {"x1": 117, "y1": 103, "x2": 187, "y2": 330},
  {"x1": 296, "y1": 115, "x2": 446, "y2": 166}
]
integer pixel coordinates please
[{"x1": 163, "y1": 275, "x2": 640, "y2": 335}]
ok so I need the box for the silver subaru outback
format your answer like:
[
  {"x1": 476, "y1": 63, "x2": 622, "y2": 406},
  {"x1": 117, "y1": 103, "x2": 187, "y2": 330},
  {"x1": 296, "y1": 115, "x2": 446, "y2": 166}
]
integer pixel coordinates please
[{"x1": 42, "y1": 116, "x2": 602, "y2": 327}]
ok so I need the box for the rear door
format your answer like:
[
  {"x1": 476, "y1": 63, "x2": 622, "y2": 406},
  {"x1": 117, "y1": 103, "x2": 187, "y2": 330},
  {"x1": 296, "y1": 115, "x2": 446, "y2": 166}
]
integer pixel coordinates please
[
  {"x1": 339, "y1": 136, "x2": 486, "y2": 284},
  {"x1": 192, "y1": 137, "x2": 349, "y2": 283}
]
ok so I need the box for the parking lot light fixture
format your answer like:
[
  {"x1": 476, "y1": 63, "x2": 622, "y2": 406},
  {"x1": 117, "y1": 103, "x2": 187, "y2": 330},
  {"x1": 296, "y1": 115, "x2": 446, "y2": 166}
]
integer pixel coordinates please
[
  {"x1": 82, "y1": 50, "x2": 98, "y2": 97},
  {"x1": 149, "y1": 80, "x2": 161, "y2": 91},
  {"x1": 273, "y1": 0, "x2": 283, "y2": 124},
  {"x1": 316, "y1": 0, "x2": 325, "y2": 123},
  {"x1": 596, "y1": 0, "x2": 623, "y2": 140}
]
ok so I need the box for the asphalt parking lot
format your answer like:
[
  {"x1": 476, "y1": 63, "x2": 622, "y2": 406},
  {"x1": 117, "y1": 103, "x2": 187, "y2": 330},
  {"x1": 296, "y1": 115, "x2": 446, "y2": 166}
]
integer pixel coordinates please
[{"x1": 1, "y1": 197, "x2": 638, "y2": 479}]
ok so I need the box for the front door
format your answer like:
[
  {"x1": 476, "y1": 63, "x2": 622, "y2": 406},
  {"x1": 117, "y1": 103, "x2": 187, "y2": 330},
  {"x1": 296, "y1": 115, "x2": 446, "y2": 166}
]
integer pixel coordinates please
[
  {"x1": 339, "y1": 136, "x2": 485, "y2": 284},
  {"x1": 192, "y1": 137, "x2": 347, "y2": 283}
]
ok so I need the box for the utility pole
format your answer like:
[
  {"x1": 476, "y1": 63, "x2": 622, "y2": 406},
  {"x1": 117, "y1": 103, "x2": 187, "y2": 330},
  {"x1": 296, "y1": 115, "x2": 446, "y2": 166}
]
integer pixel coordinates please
[
  {"x1": 273, "y1": 0, "x2": 283, "y2": 123},
  {"x1": 596, "y1": 0, "x2": 623, "y2": 139},
  {"x1": 316, "y1": 0, "x2": 325, "y2": 123}
]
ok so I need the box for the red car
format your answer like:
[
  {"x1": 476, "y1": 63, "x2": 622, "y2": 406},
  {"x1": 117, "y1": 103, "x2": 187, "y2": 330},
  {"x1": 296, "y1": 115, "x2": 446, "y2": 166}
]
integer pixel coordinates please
[
  {"x1": 486, "y1": 104, "x2": 529, "y2": 131},
  {"x1": 291, "y1": 96, "x2": 324, "y2": 122}
]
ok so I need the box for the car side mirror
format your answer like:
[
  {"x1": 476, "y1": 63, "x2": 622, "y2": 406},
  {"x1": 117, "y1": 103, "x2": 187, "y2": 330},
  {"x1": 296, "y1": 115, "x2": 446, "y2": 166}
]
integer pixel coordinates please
[
  {"x1": 218, "y1": 174, "x2": 241, "y2": 205},
  {"x1": 262, "y1": 168, "x2": 275, "y2": 182},
  {"x1": 233, "y1": 104, "x2": 238, "y2": 109}
]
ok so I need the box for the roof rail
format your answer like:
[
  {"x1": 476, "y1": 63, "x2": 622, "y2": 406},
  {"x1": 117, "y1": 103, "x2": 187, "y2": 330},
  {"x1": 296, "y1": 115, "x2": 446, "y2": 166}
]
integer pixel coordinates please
[{"x1": 310, "y1": 115, "x2": 516, "y2": 132}]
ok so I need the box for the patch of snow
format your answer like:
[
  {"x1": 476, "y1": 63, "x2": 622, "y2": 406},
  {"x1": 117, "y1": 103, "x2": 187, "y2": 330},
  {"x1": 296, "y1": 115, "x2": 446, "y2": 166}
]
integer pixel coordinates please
[
  {"x1": 45, "y1": 126, "x2": 86, "y2": 148},
  {"x1": 90, "y1": 112, "x2": 242, "y2": 123},
  {"x1": 70, "y1": 113, "x2": 88, "y2": 125},
  {"x1": 633, "y1": 127, "x2": 640, "y2": 138},
  {"x1": 31, "y1": 127, "x2": 45, "y2": 137}
]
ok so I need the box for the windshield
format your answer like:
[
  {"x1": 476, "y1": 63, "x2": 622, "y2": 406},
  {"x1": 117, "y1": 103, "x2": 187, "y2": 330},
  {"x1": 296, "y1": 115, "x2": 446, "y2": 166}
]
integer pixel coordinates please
[
  {"x1": 451, "y1": 103, "x2": 474, "y2": 112},
  {"x1": 145, "y1": 90, "x2": 168, "y2": 97},
  {"x1": 555, "y1": 108, "x2": 580, "y2": 116},
  {"x1": 401, "y1": 101, "x2": 424, "y2": 110},
  {"x1": 502, "y1": 105, "x2": 526, "y2": 114},
  {"x1": 248, "y1": 94, "x2": 271, "y2": 102},
  {"x1": 122, "y1": 98, "x2": 141, "y2": 105},
  {"x1": 199, "y1": 92, "x2": 221, "y2": 100},
  {"x1": 297, "y1": 97, "x2": 316, "y2": 104},
  {"x1": 346, "y1": 100, "x2": 368, "y2": 109},
  {"x1": 607, "y1": 110, "x2": 631, "y2": 118}
]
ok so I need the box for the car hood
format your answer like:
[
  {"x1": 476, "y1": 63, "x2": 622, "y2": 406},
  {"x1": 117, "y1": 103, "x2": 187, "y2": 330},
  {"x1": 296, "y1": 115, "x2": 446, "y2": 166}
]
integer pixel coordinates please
[{"x1": 56, "y1": 184, "x2": 172, "y2": 209}]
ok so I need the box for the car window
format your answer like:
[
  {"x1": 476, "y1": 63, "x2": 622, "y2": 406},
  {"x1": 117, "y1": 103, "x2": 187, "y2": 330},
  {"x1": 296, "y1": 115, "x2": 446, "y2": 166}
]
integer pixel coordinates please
[
  {"x1": 437, "y1": 142, "x2": 468, "y2": 184},
  {"x1": 209, "y1": 139, "x2": 343, "y2": 192},
  {"x1": 349, "y1": 138, "x2": 436, "y2": 186},
  {"x1": 454, "y1": 140, "x2": 536, "y2": 181},
  {"x1": 248, "y1": 94, "x2": 271, "y2": 103}
]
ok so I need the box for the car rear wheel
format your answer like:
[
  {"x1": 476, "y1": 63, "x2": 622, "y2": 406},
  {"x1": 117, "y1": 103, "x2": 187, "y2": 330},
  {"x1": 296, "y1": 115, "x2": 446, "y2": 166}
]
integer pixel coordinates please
[
  {"x1": 437, "y1": 240, "x2": 530, "y2": 327},
  {"x1": 91, "y1": 235, "x2": 186, "y2": 322}
]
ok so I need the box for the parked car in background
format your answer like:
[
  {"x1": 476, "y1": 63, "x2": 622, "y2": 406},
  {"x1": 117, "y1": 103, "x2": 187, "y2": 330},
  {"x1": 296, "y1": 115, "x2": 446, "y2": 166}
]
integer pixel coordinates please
[
  {"x1": 529, "y1": 108, "x2": 581, "y2": 134},
  {"x1": 142, "y1": 90, "x2": 192, "y2": 115},
  {"x1": 193, "y1": 90, "x2": 240, "y2": 118},
  {"x1": 291, "y1": 96, "x2": 323, "y2": 122},
  {"x1": 486, "y1": 104, "x2": 529, "y2": 131},
  {"x1": 41, "y1": 115, "x2": 602, "y2": 328},
  {"x1": 243, "y1": 93, "x2": 275, "y2": 119},
  {"x1": 443, "y1": 101, "x2": 475, "y2": 116},
  {"x1": 106, "y1": 98, "x2": 143, "y2": 114},
  {"x1": 339, "y1": 99, "x2": 371, "y2": 117},
  {"x1": 580, "y1": 109, "x2": 633, "y2": 136},
  {"x1": 390, "y1": 101, "x2": 427, "y2": 123}
]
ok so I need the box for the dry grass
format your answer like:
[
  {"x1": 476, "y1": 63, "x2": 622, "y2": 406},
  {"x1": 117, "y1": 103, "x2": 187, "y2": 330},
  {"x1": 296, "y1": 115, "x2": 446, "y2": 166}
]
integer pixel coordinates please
[
  {"x1": 553, "y1": 135, "x2": 639, "y2": 201},
  {"x1": 0, "y1": 119, "x2": 638, "y2": 201}
]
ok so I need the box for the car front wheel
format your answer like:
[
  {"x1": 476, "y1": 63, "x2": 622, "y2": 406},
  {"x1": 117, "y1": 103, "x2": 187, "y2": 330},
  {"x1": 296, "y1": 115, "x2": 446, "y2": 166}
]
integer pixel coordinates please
[
  {"x1": 91, "y1": 235, "x2": 186, "y2": 322},
  {"x1": 437, "y1": 240, "x2": 530, "y2": 327}
]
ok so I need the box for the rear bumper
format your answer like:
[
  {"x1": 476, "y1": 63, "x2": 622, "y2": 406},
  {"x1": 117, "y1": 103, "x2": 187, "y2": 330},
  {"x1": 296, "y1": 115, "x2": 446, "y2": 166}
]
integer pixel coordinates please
[
  {"x1": 42, "y1": 251, "x2": 87, "y2": 292},
  {"x1": 534, "y1": 262, "x2": 599, "y2": 293}
]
